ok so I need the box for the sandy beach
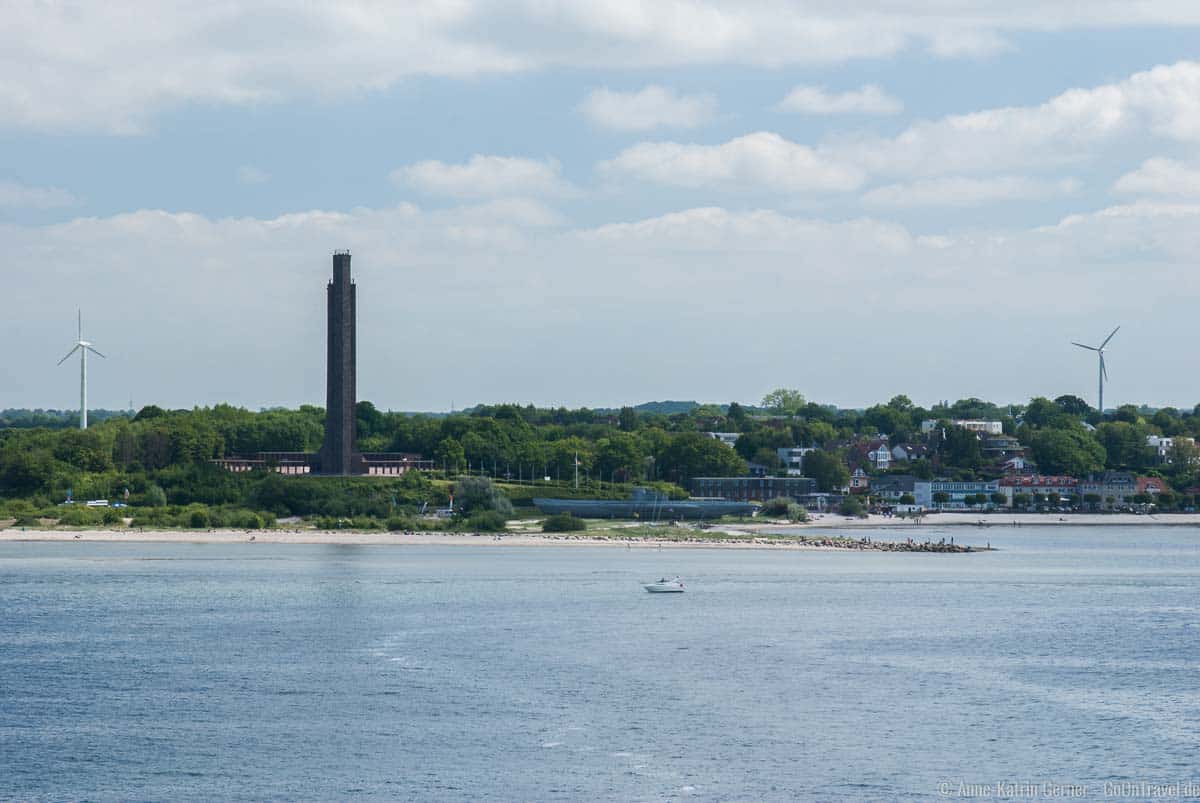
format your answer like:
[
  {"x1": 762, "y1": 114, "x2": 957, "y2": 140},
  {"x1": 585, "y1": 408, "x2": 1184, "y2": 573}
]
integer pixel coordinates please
[
  {"x1": 1, "y1": 511, "x2": 1196, "y2": 550},
  {"x1": 0, "y1": 527, "x2": 854, "y2": 550},
  {"x1": 0, "y1": 524, "x2": 979, "y2": 551}
]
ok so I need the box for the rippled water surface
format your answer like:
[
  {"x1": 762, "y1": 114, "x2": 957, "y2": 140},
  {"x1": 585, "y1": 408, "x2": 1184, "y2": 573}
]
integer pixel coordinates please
[{"x1": 2, "y1": 527, "x2": 1199, "y2": 801}]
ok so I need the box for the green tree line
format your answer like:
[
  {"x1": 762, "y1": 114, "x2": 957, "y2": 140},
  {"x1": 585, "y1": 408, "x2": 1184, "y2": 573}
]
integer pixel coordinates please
[{"x1": 4, "y1": 392, "x2": 1200, "y2": 521}]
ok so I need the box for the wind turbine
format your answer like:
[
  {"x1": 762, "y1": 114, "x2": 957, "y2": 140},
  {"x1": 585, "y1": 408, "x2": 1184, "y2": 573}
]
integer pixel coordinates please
[
  {"x1": 57, "y1": 311, "x2": 105, "y2": 429},
  {"x1": 1072, "y1": 326, "x2": 1119, "y2": 414}
]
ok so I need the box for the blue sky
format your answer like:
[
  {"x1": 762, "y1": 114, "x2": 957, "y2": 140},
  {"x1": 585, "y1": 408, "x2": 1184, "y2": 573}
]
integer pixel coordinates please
[{"x1": 2, "y1": 4, "x2": 1199, "y2": 412}]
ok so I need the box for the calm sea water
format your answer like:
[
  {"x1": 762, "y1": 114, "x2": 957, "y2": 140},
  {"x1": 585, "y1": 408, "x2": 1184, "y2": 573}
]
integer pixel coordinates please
[{"x1": 2, "y1": 527, "x2": 1198, "y2": 802}]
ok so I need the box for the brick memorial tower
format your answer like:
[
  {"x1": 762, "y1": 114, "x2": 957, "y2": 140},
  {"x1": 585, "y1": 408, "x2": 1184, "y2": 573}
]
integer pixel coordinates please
[
  {"x1": 213, "y1": 251, "x2": 433, "y2": 476},
  {"x1": 317, "y1": 251, "x2": 365, "y2": 475}
]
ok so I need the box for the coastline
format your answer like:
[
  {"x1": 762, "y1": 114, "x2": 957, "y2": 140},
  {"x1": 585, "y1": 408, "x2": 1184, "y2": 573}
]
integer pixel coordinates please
[
  {"x1": 1, "y1": 512, "x2": 1195, "y2": 551},
  {"x1": 775, "y1": 511, "x2": 1200, "y2": 530},
  {"x1": 0, "y1": 527, "x2": 980, "y2": 551}
]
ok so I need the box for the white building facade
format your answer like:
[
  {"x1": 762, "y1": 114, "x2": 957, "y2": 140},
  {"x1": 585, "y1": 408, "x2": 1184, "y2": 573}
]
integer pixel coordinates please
[
  {"x1": 920, "y1": 419, "x2": 1004, "y2": 435},
  {"x1": 914, "y1": 479, "x2": 1001, "y2": 510}
]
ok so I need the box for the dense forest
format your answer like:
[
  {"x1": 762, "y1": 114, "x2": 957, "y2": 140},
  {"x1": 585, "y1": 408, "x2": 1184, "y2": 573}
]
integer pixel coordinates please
[{"x1": 2, "y1": 391, "x2": 1199, "y2": 528}]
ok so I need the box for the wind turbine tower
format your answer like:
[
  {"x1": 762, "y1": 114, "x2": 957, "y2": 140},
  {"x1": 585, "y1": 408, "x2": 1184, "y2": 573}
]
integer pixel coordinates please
[
  {"x1": 57, "y1": 311, "x2": 106, "y2": 429},
  {"x1": 1071, "y1": 326, "x2": 1119, "y2": 414}
]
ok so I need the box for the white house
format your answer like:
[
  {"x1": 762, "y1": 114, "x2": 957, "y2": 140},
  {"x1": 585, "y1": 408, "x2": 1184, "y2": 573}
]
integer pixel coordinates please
[
  {"x1": 848, "y1": 468, "x2": 870, "y2": 494},
  {"x1": 1146, "y1": 435, "x2": 1195, "y2": 464},
  {"x1": 891, "y1": 443, "x2": 930, "y2": 462},
  {"x1": 707, "y1": 432, "x2": 741, "y2": 448},
  {"x1": 776, "y1": 447, "x2": 815, "y2": 476},
  {"x1": 920, "y1": 419, "x2": 1004, "y2": 435},
  {"x1": 866, "y1": 442, "x2": 891, "y2": 470}
]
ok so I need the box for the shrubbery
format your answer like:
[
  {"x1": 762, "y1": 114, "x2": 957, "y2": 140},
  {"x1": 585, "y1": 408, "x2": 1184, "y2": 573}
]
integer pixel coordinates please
[
  {"x1": 839, "y1": 496, "x2": 867, "y2": 517},
  {"x1": 759, "y1": 497, "x2": 792, "y2": 516},
  {"x1": 129, "y1": 507, "x2": 173, "y2": 528},
  {"x1": 385, "y1": 516, "x2": 449, "y2": 533},
  {"x1": 786, "y1": 503, "x2": 808, "y2": 522},
  {"x1": 454, "y1": 476, "x2": 513, "y2": 516},
  {"x1": 541, "y1": 513, "x2": 586, "y2": 532},
  {"x1": 314, "y1": 515, "x2": 383, "y2": 530},
  {"x1": 128, "y1": 504, "x2": 274, "y2": 529},
  {"x1": 248, "y1": 471, "x2": 444, "y2": 517},
  {"x1": 759, "y1": 497, "x2": 808, "y2": 522},
  {"x1": 55, "y1": 505, "x2": 104, "y2": 527},
  {"x1": 463, "y1": 510, "x2": 507, "y2": 532}
]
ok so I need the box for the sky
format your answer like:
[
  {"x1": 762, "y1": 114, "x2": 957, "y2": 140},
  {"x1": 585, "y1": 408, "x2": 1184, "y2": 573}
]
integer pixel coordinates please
[{"x1": 2, "y1": 2, "x2": 1199, "y2": 413}]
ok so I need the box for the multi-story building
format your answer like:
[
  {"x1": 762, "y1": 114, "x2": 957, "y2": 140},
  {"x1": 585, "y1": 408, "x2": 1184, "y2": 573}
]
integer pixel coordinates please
[
  {"x1": 848, "y1": 438, "x2": 891, "y2": 471},
  {"x1": 1079, "y1": 472, "x2": 1137, "y2": 508},
  {"x1": 914, "y1": 479, "x2": 1001, "y2": 509},
  {"x1": 869, "y1": 475, "x2": 916, "y2": 502},
  {"x1": 776, "y1": 446, "x2": 815, "y2": 476},
  {"x1": 998, "y1": 475, "x2": 1079, "y2": 506},
  {"x1": 706, "y1": 432, "x2": 741, "y2": 448},
  {"x1": 920, "y1": 419, "x2": 1004, "y2": 435},
  {"x1": 848, "y1": 468, "x2": 871, "y2": 494},
  {"x1": 982, "y1": 435, "x2": 1026, "y2": 461},
  {"x1": 1146, "y1": 435, "x2": 1196, "y2": 464},
  {"x1": 866, "y1": 441, "x2": 892, "y2": 470}
]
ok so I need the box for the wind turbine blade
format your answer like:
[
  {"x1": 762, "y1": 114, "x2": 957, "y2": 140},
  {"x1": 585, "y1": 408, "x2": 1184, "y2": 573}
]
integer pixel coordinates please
[
  {"x1": 57, "y1": 344, "x2": 81, "y2": 365},
  {"x1": 1071, "y1": 342, "x2": 1098, "y2": 351},
  {"x1": 1100, "y1": 354, "x2": 1108, "y2": 381},
  {"x1": 85, "y1": 346, "x2": 106, "y2": 359},
  {"x1": 1100, "y1": 325, "x2": 1120, "y2": 349}
]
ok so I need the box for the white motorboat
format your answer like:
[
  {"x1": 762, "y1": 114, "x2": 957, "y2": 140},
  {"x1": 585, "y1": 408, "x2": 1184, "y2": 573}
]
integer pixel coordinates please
[{"x1": 644, "y1": 576, "x2": 684, "y2": 593}]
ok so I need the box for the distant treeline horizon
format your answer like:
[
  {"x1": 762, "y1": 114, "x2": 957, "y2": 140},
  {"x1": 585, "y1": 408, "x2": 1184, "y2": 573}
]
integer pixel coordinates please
[
  {"x1": 3, "y1": 397, "x2": 1189, "y2": 432},
  {"x1": 4, "y1": 392, "x2": 1200, "y2": 526}
]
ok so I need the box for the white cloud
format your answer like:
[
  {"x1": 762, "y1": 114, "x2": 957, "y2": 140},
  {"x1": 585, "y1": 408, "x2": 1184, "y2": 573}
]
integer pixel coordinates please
[
  {"x1": 926, "y1": 28, "x2": 1012, "y2": 58},
  {"x1": 429, "y1": 197, "x2": 567, "y2": 229},
  {"x1": 775, "y1": 84, "x2": 902, "y2": 116},
  {"x1": 0, "y1": 3, "x2": 525, "y2": 134},
  {"x1": 862, "y1": 176, "x2": 1080, "y2": 208},
  {"x1": 600, "y1": 132, "x2": 864, "y2": 192},
  {"x1": 1047, "y1": 198, "x2": 1200, "y2": 232},
  {"x1": 845, "y1": 61, "x2": 1200, "y2": 178},
  {"x1": 6, "y1": 2, "x2": 1200, "y2": 133},
  {"x1": 576, "y1": 208, "x2": 914, "y2": 265},
  {"x1": 579, "y1": 85, "x2": 716, "y2": 131},
  {"x1": 236, "y1": 166, "x2": 271, "y2": 185},
  {"x1": 5, "y1": 197, "x2": 1200, "y2": 410},
  {"x1": 1033, "y1": 200, "x2": 1200, "y2": 273},
  {"x1": 598, "y1": 62, "x2": 1200, "y2": 196},
  {"x1": 1112, "y1": 157, "x2": 1200, "y2": 197},
  {"x1": 391, "y1": 155, "x2": 574, "y2": 199},
  {"x1": 0, "y1": 181, "x2": 79, "y2": 209}
]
